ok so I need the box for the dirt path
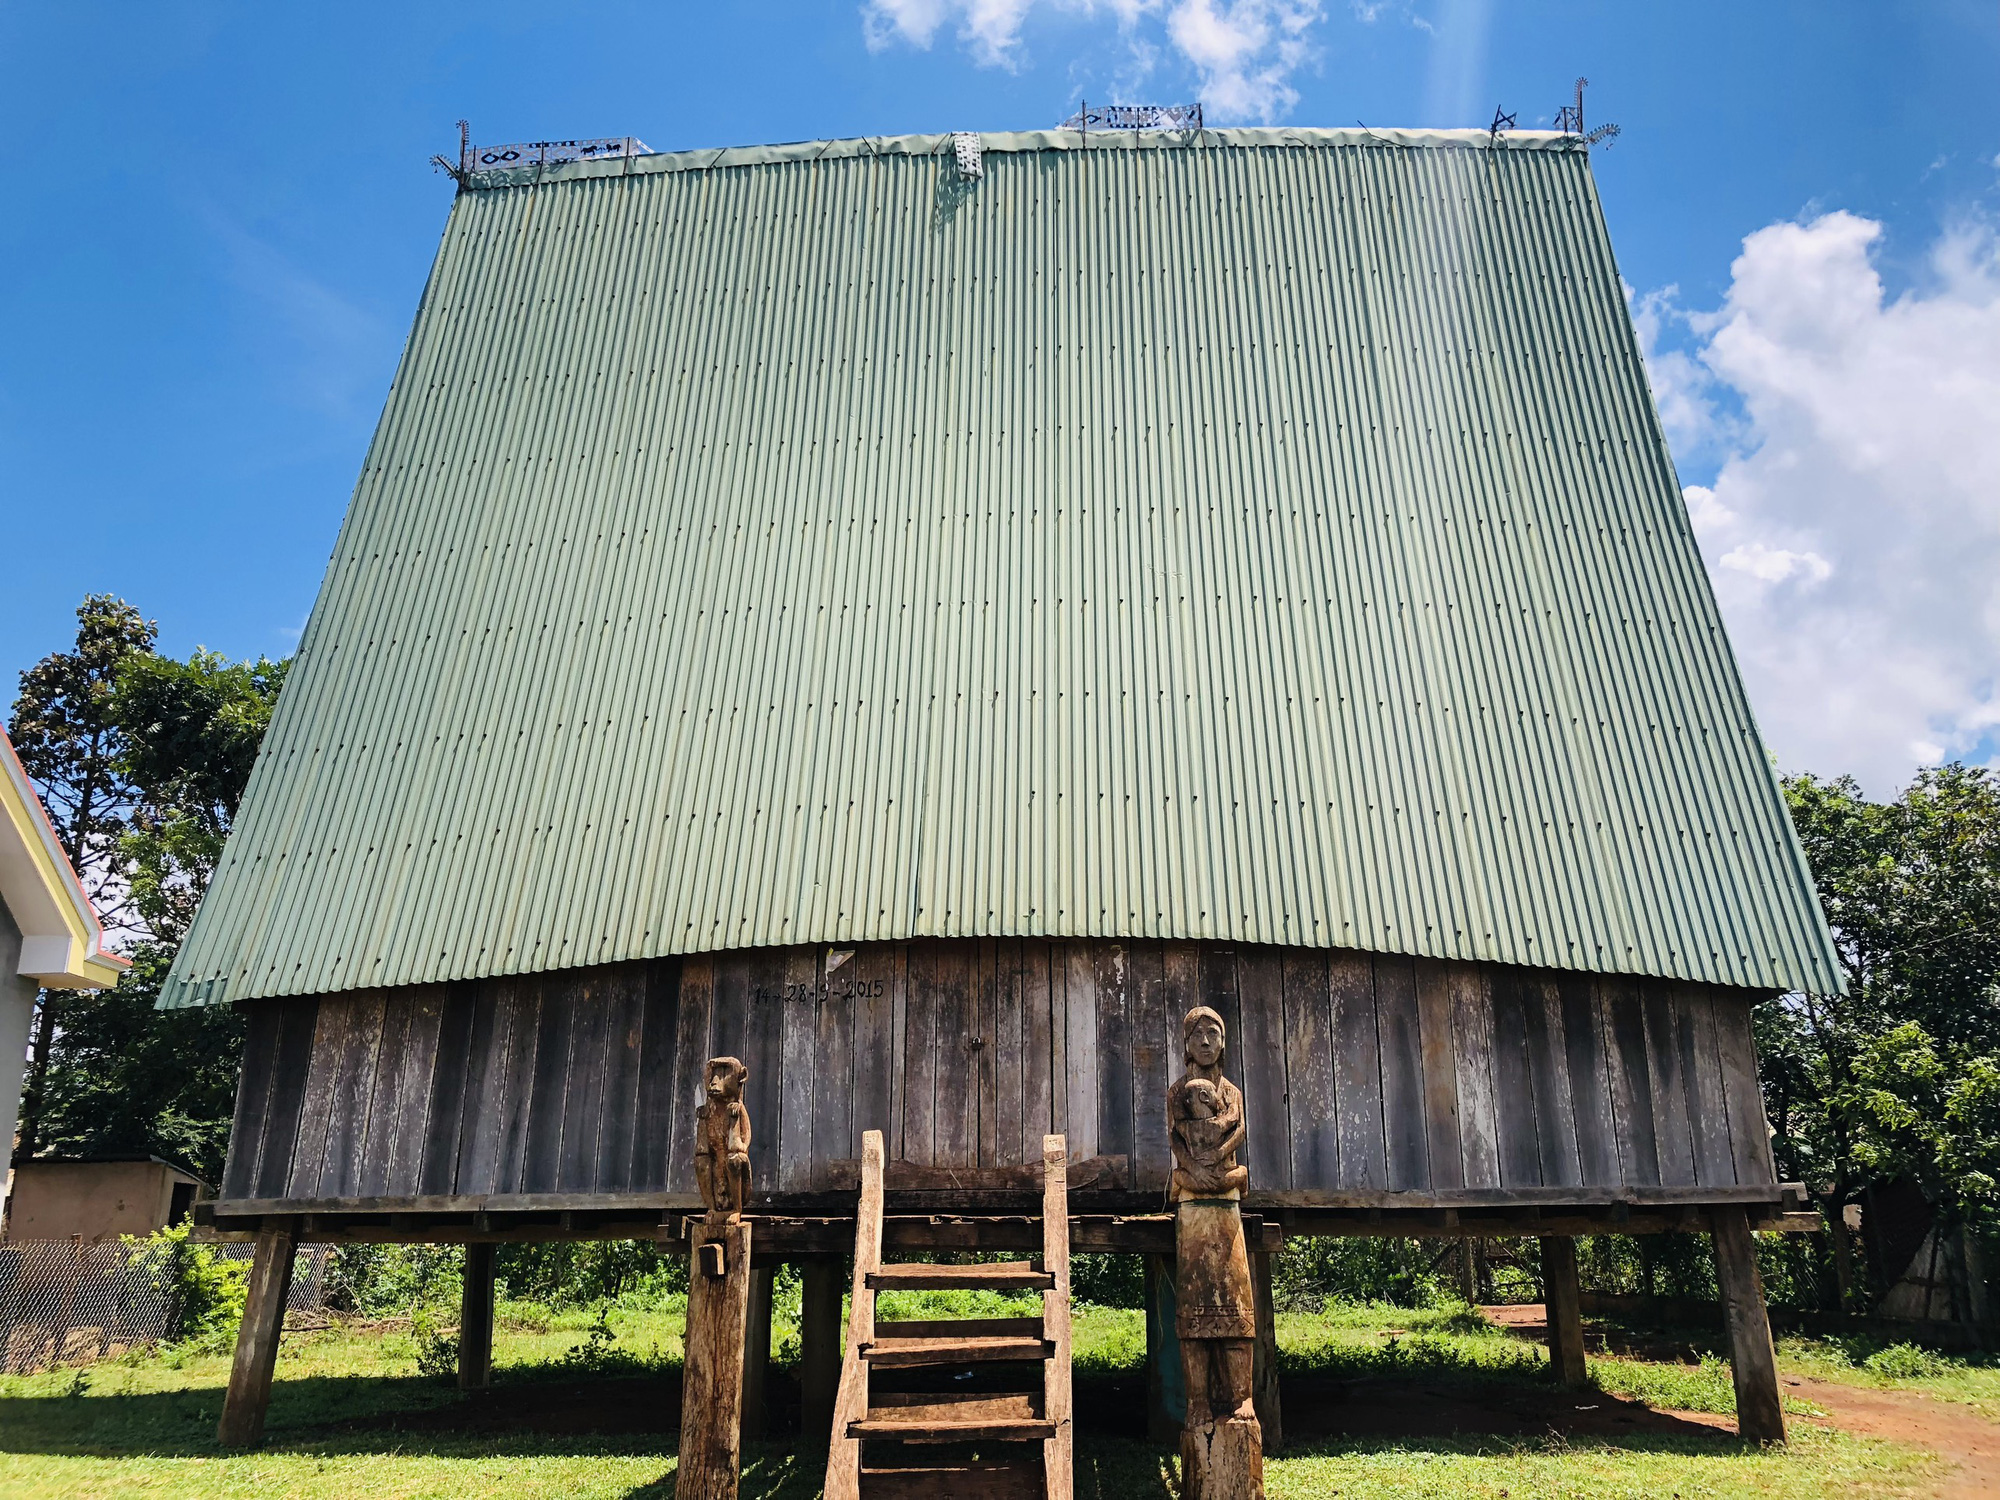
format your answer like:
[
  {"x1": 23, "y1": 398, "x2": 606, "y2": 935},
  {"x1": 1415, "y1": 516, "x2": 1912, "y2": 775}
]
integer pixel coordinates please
[{"x1": 1484, "y1": 1303, "x2": 2000, "y2": 1497}]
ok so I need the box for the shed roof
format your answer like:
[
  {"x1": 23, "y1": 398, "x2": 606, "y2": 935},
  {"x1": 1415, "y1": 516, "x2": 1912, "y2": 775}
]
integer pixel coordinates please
[{"x1": 161, "y1": 127, "x2": 1840, "y2": 1008}]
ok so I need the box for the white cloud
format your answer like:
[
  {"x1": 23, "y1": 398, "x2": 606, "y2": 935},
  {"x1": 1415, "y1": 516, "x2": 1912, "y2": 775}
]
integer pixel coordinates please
[
  {"x1": 860, "y1": 0, "x2": 1323, "y2": 122},
  {"x1": 1639, "y1": 211, "x2": 2000, "y2": 794}
]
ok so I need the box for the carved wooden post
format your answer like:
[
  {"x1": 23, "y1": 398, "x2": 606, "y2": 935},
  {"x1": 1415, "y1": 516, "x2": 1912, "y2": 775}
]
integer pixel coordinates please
[
  {"x1": 459, "y1": 1241, "x2": 496, "y2": 1390},
  {"x1": 1712, "y1": 1206, "x2": 1786, "y2": 1443},
  {"x1": 741, "y1": 1265, "x2": 774, "y2": 1439},
  {"x1": 1168, "y1": 1006, "x2": 1265, "y2": 1500},
  {"x1": 218, "y1": 1221, "x2": 296, "y2": 1448},
  {"x1": 679, "y1": 1056, "x2": 756, "y2": 1500},
  {"x1": 1539, "y1": 1236, "x2": 1588, "y2": 1387}
]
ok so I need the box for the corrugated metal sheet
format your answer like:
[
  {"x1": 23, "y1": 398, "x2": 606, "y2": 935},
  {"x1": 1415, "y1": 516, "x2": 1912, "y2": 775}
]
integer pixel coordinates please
[{"x1": 160, "y1": 127, "x2": 1841, "y2": 1008}]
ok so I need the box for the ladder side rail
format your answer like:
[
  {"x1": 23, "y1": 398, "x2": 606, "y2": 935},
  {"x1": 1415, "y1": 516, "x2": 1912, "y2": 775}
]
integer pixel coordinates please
[
  {"x1": 825, "y1": 1129, "x2": 886, "y2": 1500},
  {"x1": 1041, "y1": 1133, "x2": 1073, "y2": 1500}
]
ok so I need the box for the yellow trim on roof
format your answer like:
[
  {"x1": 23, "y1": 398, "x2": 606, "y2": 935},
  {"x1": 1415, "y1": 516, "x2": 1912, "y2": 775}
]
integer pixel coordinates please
[{"x1": 0, "y1": 729, "x2": 127, "y2": 989}]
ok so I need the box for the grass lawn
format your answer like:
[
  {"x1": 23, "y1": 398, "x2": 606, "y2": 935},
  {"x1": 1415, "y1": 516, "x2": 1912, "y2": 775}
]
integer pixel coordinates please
[{"x1": 0, "y1": 1295, "x2": 1970, "y2": 1498}]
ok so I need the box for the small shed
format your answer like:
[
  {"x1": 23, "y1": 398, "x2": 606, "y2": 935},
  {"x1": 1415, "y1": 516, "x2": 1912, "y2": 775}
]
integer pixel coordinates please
[
  {"x1": 166, "y1": 125, "x2": 1838, "y2": 1449},
  {"x1": 4, "y1": 1156, "x2": 207, "y2": 1243}
]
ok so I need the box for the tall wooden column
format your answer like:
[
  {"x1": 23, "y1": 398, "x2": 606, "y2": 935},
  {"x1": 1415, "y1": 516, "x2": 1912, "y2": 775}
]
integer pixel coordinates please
[
  {"x1": 799, "y1": 1257, "x2": 843, "y2": 1447},
  {"x1": 1250, "y1": 1250, "x2": 1283, "y2": 1452},
  {"x1": 1539, "y1": 1237, "x2": 1589, "y2": 1386},
  {"x1": 681, "y1": 1218, "x2": 755, "y2": 1499},
  {"x1": 741, "y1": 1265, "x2": 774, "y2": 1440},
  {"x1": 217, "y1": 1222, "x2": 296, "y2": 1448},
  {"x1": 1144, "y1": 1254, "x2": 1183, "y2": 1443},
  {"x1": 1712, "y1": 1207, "x2": 1786, "y2": 1443},
  {"x1": 458, "y1": 1242, "x2": 496, "y2": 1390}
]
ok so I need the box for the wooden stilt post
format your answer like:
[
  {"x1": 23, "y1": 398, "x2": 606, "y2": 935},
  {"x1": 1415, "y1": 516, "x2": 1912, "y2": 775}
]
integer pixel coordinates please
[
  {"x1": 1539, "y1": 1236, "x2": 1589, "y2": 1387},
  {"x1": 741, "y1": 1264, "x2": 774, "y2": 1440},
  {"x1": 1144, "y1": 1253, "x2": 1183, "y2": 1443},
  {"x1": 799, "y1": 1257, "x2": 842, "y2": 1448},
  {"x1": 217, "y1": 1222, "x2": 296, "y2": 1448},
  {"x1": 1711, "y1": 1206, "x2": 1786, "y2": 1443},
  {"x1": 1250, "y1": 1249, "x2": 1283, "y2": 1452},
  {"x1": 458, "y1": 1241, "x2": 495, "y2": 1391}
]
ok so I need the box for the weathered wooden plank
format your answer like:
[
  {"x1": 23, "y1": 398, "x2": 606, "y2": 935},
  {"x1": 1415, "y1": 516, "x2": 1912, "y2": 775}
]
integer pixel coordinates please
[
  {"x1": 452, "y1": 979, "x2": 515, "y2": 1196},
  {"x1": 1128, "y1": 944, "x2": 1168, "y2": 1192},
  {"x1": 889, "y1": 943, "x2": 909, "y2": 1159},
  {"x1": 1713, "y1": 1205, "x2": 1786, "y2": 1442},
  {"x1": 1236, "y1": 945, "x2": 1291, "y2": 1190},
  {"x1": 254, "y1": 997, "x2": 320, "y2": 1201},
  {"x1": 1560, "y1": 973, "x2": 1620, "y2": 1185},
  {"x1": 596, "y1": 967, "x2": 648, "y2": 1192},
  {"x1": 709, "y1": 951, "x2": 750, "y2": 1065},
  {"x1": 849, "y1": 945, "x2": 897, "y2": 1160},
  {"x1": 1642, "y1": 981, "x2": 1698, "y2": 1188},
  {"x1": 667, "y1": 957, "x2": 715, "y2": 1194},
  {"x1": 384, "y1": 986, "x2": 445, "y2": 1197},
  {"x1": 1488, "y1": 970, "x2": 1543, "y2": 1188},
  {"x1": 977, "y1": 937, "x2": 999, "y2": 1168},
  {"x1": 286, "y1": 996, "x2": 350, "y2": 1199},
  {"x1": 1162, "y1": 941, "x2": 1201, "y2": 1092},
  {"x1": 1062, "y1": 941, "x2": 1099, "y2": 1161},
  {"x1": 1451, "y1": 964, "x2": 1503, "y2": 1190},
  {"x1": 740, "y1": 949, "x2": 789, "y2": 1190},
  {"x1": 813, "y1": 947, "x2": 858, "y2": 1188},
  {"x1": 491, "y1": 979, "x2": 544, "y2": 1194},
  {"x1": 521, "y1": 975, "x2": 579, "y2": 1195},
  {"x1": 1374, "y1": 954, "x2": 1428, "y2": 1191},
  {"x1": 1541, "y1": 1236, "x2": 1589, "y2": 1386},
  {"x1": 1679, "y1": 985, "x2": 1738, "y2": 1187},
  {"x1": 1414, "y1": 959, "x2": 1464, "y2": 1190},
  {"x1": 631, "y1": 958, "x2": 683, "y2": 1191},
  {"x1": 1714, "y1": 995, "x2": 1777, "y2": 1186},
  {"x1": 216, "y1": 1222, "x2": 296, "y2": 1448},
  {"x1": 1199, "y1": 946, "x2": 1244, "y2": 1101},
  {"x1": 1282, "y1": 949, "x2": 1336, "y2": 1192},
  {"x1": 1600, "y1": 975, "x2": 1661, "y2": 1187},
  {"x1": 419, "y1": 982, "x2": 477, "y2": 1197},
  {"x1": 1329, "y1": 951, "x2": 1385, "y2": 1190},
  {"x1": 1041, "y1": 1133, "x2": 1073, "y2": 1500},
  {"x1": 901, "y1": 943, "x2": 939, "y2": 1164},
  {"x1": 992, "y1": 938, "x2": 1025, "y2": 1170},
  {"x1": 223, "y1": 1001, "x2": 283, "y2": 1200},
  {"x1": 933, "y1": 942, "x2": 978, "y2": 1169},
  {"x1": 322, "y1": 992, "x2": 388, "y2": 1199},
  {"x1": 1094, "y1": 942, "x2": 1135, "y2": 1167},
  {"x1": 1021, "y1": 940, "x2": 1055, "y2": 1158},
  {"x1": 779, "y1": 946, "x2": 819, "y2": 1191},
  {"x1": 355, "y1": 994, "x2": 412, "y2": 1198},
  {"x1": 1520, "y1": 974, "x2": 1581, "y2": 1189}
]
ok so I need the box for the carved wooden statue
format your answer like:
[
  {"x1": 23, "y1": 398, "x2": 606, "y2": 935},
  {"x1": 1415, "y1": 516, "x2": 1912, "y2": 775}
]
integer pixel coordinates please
[
  {"x1": 695, "y1": 1055, "x2": 752, "y2": 1225},
  {"x1": 1167, "y1": 1006, "x2": 1265, "y2": 1500}
]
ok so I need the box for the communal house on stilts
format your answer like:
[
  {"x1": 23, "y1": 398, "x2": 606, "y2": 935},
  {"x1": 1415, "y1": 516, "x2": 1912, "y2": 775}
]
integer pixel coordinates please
[{"x1": 167, "y1": 120, "x2": 1840, "y2": 1481}]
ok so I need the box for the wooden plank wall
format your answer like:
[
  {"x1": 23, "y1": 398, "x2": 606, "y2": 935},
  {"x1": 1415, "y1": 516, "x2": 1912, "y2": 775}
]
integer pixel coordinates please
[{"x1": 220, "y1": 939, "x2": 1778, "y2": 1204}]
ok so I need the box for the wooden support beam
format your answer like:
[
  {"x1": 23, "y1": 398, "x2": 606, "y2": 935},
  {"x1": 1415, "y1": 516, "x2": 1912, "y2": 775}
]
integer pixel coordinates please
[
  {"x1": 217, "y1": 1222, "x2": 296, "y2": 1448},
  {"x1": 741, "y1": 1265, "x2": 774, "y2": 1440},
  {"x1": 1251, "y1": 1249, "x2": 1283, "y2": 1452},
  {"x1": 458, "y1": 1241, "x2": 495, "y2": 1390},
  {"x1": 1143, "y1": 1254, "x2": 1182, "y2": 1443},
  {"x1": 1711, "y1": 1206, "x2": 1786, "y2": 1444},
  {"x1": 1539, "y1": 1236, "x2": 1589, "y2": 1387},
  {"x1": 1041, "y1": 1134, "x2": 1073, "y2": 1500},
  {"x1": 680, "y1": 1218, "x2": 755, "y2": 1499},
  {"x1": 799, "y1": 1257, "x2": 842, "y2": 1448}
]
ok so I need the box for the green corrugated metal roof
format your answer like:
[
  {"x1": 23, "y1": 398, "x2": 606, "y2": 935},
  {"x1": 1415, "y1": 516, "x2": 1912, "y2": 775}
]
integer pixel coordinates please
[{"x1": 160, "y1": 126, "x2": 1842, "y2": 1008}]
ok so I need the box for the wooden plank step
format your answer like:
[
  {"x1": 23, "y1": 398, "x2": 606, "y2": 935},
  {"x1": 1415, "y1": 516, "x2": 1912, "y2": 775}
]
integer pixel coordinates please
[
  {"x1": 875, "y1": 1317, "x2": 1042, "y2": 1340},
  {"x1": 867, "y1": 1393, "x2": 1038, "y2": 1422},
  {"x1": 867, "y1": 1261, "x2": 1054, "y2": 1291},
  {"x1": 863, "y1": 1334, "x2": 1051, "y2": 1367},
  {"x1": 861, "y1": 1461, "x2": 1043, "y2": 1499},
  {"x1": 849, "y1": 1416, "x2": 1058, "y2": 1443}
]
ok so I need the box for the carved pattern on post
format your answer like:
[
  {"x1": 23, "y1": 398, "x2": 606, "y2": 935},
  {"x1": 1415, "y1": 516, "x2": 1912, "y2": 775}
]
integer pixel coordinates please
[
  {"x1": 1169, "y1": 1006, "x2": 1266, "y2": 1500},
  {"x1": 680, "y1": 1058, "x2": 757, "y2": 1500}
]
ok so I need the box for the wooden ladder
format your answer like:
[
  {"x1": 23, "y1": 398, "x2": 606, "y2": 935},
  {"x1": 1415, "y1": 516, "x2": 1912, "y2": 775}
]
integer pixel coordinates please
[{"x1": 825, "y1": 1131, "x2": 1074, "y2": 1500}]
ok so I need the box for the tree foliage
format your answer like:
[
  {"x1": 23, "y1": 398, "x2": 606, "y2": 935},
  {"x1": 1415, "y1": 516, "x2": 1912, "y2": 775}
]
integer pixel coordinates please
[
  {"x1": 8, "y1": 599, "x2": 287, "y2": 1179},
  {"x1": 1768, "y1": 765, "x2": 2000, "y2": 1239}
]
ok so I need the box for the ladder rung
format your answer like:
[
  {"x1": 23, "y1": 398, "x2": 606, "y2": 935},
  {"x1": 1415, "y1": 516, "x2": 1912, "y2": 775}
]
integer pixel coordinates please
[
  {"x1": 867, "y1": 1261, "x2": 1054, "y2": 1291},
  {"x1": 863, "y1": 1334, "x2": 1051, "y2": 1367},
  {"x1": 849, "y1": 1416, "x2": 1058, "y2": 1443}
]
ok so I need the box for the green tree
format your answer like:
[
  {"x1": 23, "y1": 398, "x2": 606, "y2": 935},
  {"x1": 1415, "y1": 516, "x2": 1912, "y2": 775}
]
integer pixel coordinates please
[
  {"x1": 7, "y1": 596, "x2": 157, "y2": 1156},
  {"x1": 1772, "y1": 765, "x2": 2000, "y2": 1296}
]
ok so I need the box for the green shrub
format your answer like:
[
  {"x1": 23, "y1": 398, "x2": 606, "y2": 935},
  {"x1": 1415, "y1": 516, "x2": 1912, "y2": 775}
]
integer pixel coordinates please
[
  {"x1": 127, "y1": 1223, "x2": 247, "y2": 1353},
  {"x1": 411, "y1": 1305, "x2": 460, "y2": 1380},
  {"x1": 1863, "y1": 1342, "x2": 1954, "y2": 1380}
]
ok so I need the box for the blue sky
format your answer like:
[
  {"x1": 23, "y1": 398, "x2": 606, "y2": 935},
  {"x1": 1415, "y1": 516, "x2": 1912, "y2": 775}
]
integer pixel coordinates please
[{"x1": 3, "y1": 2, "x2": 1997, "y2": 792}]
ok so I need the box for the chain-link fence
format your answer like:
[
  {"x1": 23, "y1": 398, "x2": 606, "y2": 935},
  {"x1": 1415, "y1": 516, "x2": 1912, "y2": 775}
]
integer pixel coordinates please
[{"x1": 0, "y1": 1238, "x2": 331, "y2": 1373}]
